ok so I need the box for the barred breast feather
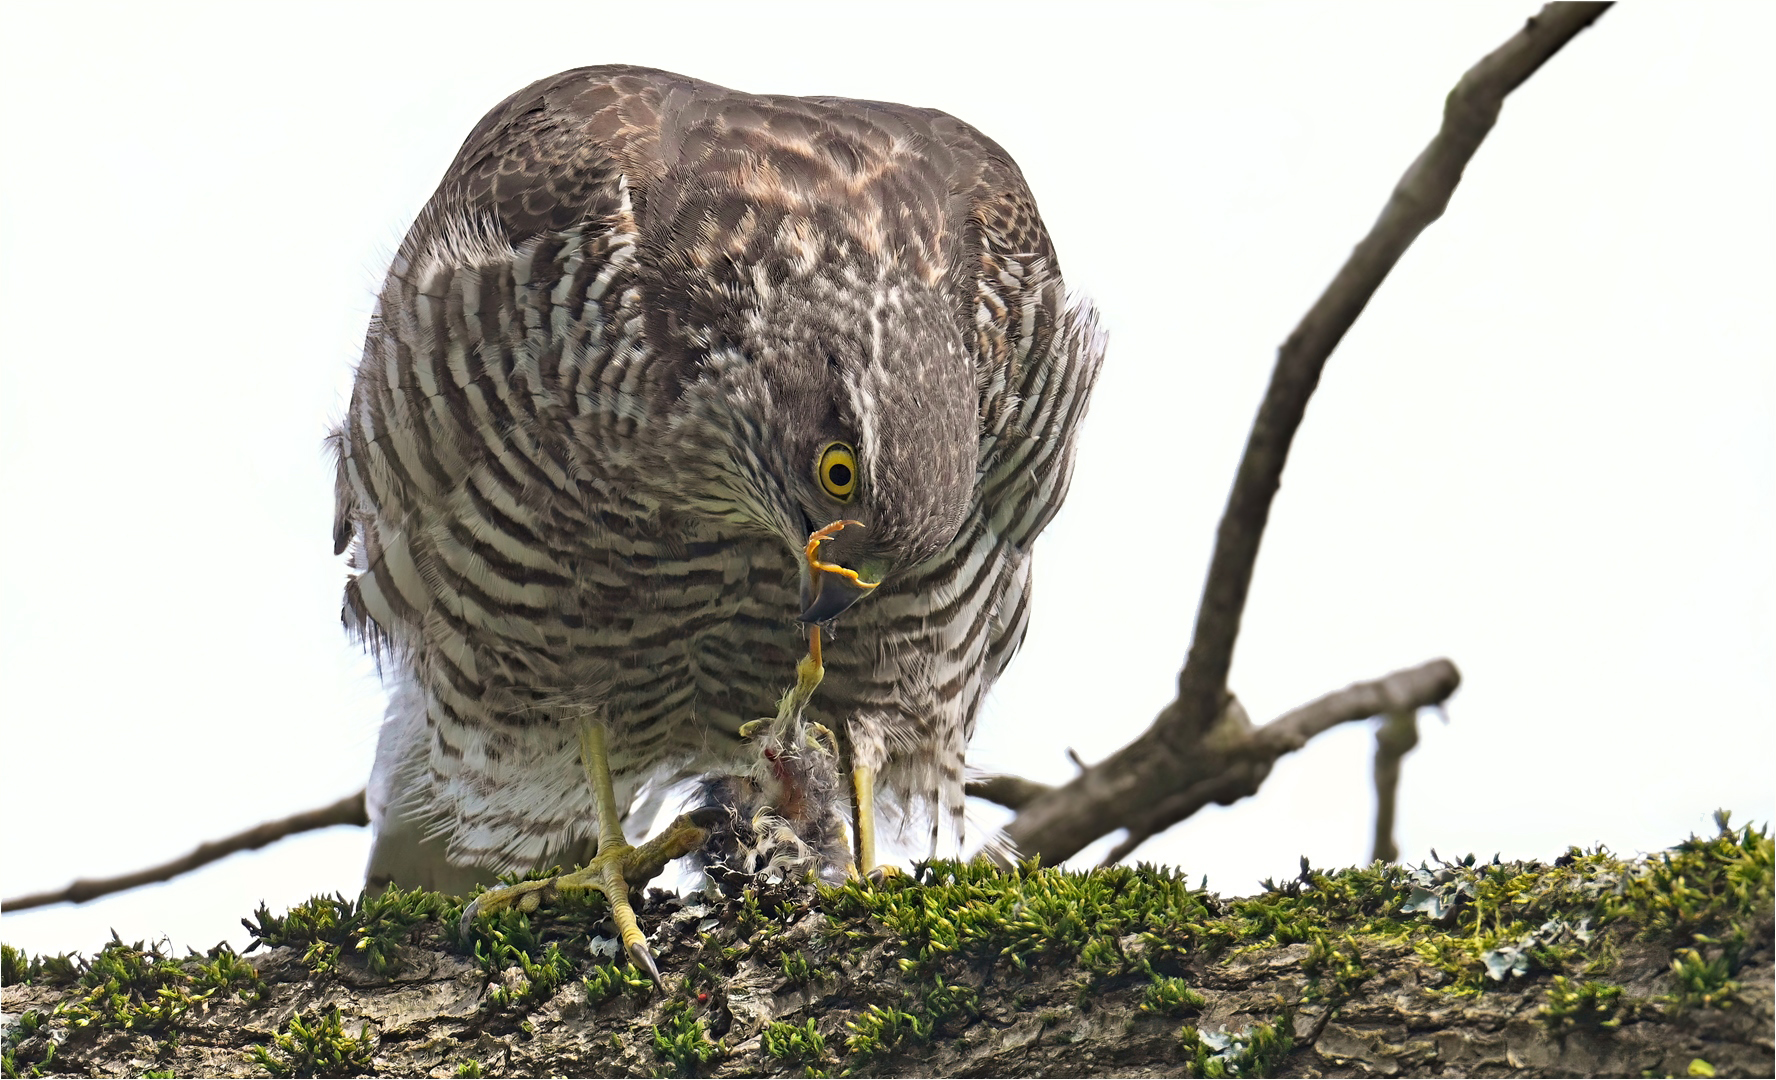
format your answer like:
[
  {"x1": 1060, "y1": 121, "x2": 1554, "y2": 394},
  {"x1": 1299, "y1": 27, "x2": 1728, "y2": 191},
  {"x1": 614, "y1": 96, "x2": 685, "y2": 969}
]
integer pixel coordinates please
[{"x1": 332, "y1": 66, "x2": 1105, "y2": 886}]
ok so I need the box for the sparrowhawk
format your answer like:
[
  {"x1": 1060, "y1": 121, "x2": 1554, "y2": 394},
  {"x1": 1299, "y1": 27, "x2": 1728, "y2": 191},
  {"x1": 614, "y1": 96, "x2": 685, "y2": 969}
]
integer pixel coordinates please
[{"x1": 333, "y1": 65, "x2": 1104, "y2": 972}]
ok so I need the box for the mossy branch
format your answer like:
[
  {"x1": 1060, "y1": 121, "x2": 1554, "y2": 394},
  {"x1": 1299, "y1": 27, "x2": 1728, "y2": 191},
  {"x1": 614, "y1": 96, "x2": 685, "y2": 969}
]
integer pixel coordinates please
[{"x1": 5, "y1": 819, "x2": 1769, "y2": 1078}]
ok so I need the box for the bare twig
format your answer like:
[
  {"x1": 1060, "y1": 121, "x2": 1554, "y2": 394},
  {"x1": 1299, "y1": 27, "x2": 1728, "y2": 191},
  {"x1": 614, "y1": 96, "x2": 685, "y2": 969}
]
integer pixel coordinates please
[
  {"x1": 1370, "y1": 709, "x2": 1422, "y2": 862},
  {"x1": 1246, "y1": 659, "x2": 1458, "y2": 759},
  {"x1": 1097, "y1": 659, "x2": 1460, "y2": 865},
  {"x1": 2, "y1": 791, "x2": 368, "y2": 912},
  {"x1": 966, "y1": 774, "x2": 1053, "y2": 812},
  {"x1": 1004, "y1": 3, "x2": 1610, "y2": 863}
]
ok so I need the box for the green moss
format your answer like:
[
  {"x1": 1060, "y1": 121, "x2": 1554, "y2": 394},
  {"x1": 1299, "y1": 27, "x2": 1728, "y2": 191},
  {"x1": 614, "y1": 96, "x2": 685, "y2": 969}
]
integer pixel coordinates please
[
  {"x1": 25, "y1": 953, "x2": 79, "y2": 987},
  {"x1": 0, "y1": 945, "x2": 26, "y2": 987},
  {"x1": 190, "y1": 944, "x2": 268, "y2": 1006},
  {"x1": 583, "y1": 960, "x2": 653, "y2": 1007},
  {"x1": 0, "y1": 946, "x2": 80, "y2": 991},
  {"x1": 453, "y1": 1059, "x2": 485, "y2": 1078},
  {"x1": 837, "y1": 974, "x2": 979, "y2": 1062},
  {"x1": 456, "y1": 876, "x2": 671, "y2": 1015},
  {"x1": 1540, "y1": 975, "x2": 1625, "y2": 1031},
  {"x1": 1238, "y1": 858, "x2": 1404, "y2": 944},
  {"x1": 651, "y1": 1001, "x2": 722, "y2": 1075},
  {"x1": 761, "y1": 1017, "x2": 826, "y2": 1067},
  {"x1": 1181, "y1": 1016, "x2": 1293, "y2": 1079},
  {"x1": 486, "y1": 939, "x2": 577, "y2": 1010},
  {"x1": 251, "y1": 1006, "x2": 375, "y2": 1078},
  {"x1": 810, "y1": 816, "x2": 1772, "y2": 1070},
  {"x1": 735, "y1": 887, "x2": 770, "y2": 938},
  {"x1": 1, "y1": 1008, "x2": 54, "y2": 1079},
  {"x1": 244, "y1": 884, "x2": 455, "y2": 977},
  {"x1": 1609, "y1": 810, "x2": 1771, "y2": 1012},
  {"x1": 1234, "y1": 814, "x2": 1767, "y2": 1003},
  {"x1": 843, "y1": 1003, "x2": 930, "y2": 1059},
  {"x1": 59, "y1": 935, "x2": 193, "y2": 1034},
  {"x1": 826, "y1": 858, "x2": 1216, "y2": 979},
  {"x1": 1668, "y1": 946, "x2": 1739, "y2": 1010},
  {"x1": 1302, "y1": 931, "x2": 1377, "y2": 1006},
  {"x1": 2, "y1": 937, "x2": 270, "y2": 1079},
  {"x1": 6, "y1": 816, "x2": 1766, "y2": 1078},
  {"x1": 1608, "y1": 812, "x2": 1773, "y2": 942},
  {"x1": 1, "y1": 1010, "x2": 46, "y2": 1045},
  {"x1": 822, "y1": 857, "x2": 1225, "y2": 1058},
  {"x1": 920, "y1": 974, "x2": 980, "y2": 1028},
  {"x1": 1142, "y1": 975, "x2": 1207, "y2": 1016},
  {"x1": 19, "y1": 939, "x2": 260, "y2": 1036}
]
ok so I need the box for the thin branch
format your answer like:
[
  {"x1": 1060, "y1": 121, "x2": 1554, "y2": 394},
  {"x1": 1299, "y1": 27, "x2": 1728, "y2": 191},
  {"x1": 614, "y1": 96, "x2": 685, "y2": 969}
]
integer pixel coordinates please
[
  {"x1": 1004, "y1": 3, "x2": 1610, "y2": 864},
  {"x1": 2, "y1": 791, "x2": 368, "y2": 912},
  {"x1": 1246, "y1": 659, "x2": 1458, "y2": 759},
  {"x1": 1370, "y1": 709, "x2": 1422, "y2": 863},
  {"x1": 965, "y1": 774, "x2": 1053, "y2": 812},
  {"x1": 1097, "y1": 659, "x2": 1460, "y2": 865}
]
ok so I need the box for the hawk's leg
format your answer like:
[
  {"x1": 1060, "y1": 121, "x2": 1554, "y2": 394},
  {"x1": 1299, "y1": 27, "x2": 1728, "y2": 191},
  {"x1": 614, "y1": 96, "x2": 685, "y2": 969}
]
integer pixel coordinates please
[
  {"x1": 799, "y1": 521, "x2": 895, "y2": 882},
  {"x1": 458, "y1": 718, "x2": 718, "y2": 985},
  {"x1": 850, "y1": 762, "x2": 880, "y2": 876},
  {"x1": 792, "y1": 629, "x2": 886, "y2": 879}
]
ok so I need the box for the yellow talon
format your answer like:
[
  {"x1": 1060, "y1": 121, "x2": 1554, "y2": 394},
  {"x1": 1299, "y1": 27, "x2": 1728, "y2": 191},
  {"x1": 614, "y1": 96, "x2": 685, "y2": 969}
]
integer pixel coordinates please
[
  {"x1": 804, "y1": 519, "x2": 882, "y2": 593},
  {"x1": 806, "y1": 722, "x2": 840, "y2": 759},
  {"x1": 457, "y1": 717, "x2": 719, "y2": 986}
]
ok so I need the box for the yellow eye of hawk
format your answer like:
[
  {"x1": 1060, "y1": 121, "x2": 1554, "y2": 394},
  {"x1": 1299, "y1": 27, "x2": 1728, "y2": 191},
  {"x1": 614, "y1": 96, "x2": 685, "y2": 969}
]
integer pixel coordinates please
[{"x1": 817, "y1": 442, "x2": 857, "y2": 501}]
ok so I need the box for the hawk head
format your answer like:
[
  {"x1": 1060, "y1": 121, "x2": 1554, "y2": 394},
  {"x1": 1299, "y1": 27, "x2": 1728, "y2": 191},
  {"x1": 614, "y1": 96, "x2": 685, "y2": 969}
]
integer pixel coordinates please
[{"x1": 659, "y1": 235, "x2": 977, "y2": 621}]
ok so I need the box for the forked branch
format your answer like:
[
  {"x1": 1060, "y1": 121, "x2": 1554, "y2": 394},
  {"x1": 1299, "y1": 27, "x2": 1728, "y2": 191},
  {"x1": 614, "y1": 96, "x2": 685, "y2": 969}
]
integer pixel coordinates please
[{"x1": 1002, "y1": 3, "x2": 1611, "y2": 863}]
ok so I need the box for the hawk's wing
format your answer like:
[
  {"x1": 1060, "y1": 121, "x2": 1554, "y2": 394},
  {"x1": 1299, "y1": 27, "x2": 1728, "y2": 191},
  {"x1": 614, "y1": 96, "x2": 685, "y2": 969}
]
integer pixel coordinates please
[
  {"x1": 408, "y1": 65, "x2": 682, "y2": 255},
  {"x1": 926, "y1": 115, "x2": 1105, "y2": 562},
  {"x1": 343, "y1": 68, "x2": 687, "y2": 883},
  {"x1": 919, "y1": 115, "x2": 1108, "y2": 680}
]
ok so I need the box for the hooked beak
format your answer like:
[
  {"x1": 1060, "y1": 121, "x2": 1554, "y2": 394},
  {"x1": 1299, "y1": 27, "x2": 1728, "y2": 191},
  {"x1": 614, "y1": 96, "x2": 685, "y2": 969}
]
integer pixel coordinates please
[
  {"x1": 799, "y1": 567, "x2": 877, "y2": 624},
  {"x1": 798, "y1": 519, "x2": 882, "y2": 624}
]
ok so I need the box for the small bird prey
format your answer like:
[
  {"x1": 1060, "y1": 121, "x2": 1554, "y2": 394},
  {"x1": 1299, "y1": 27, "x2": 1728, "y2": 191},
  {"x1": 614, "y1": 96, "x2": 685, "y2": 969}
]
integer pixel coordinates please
[
  {"x1": 334, "y1": 65, "x2": 1104, "y2": 974},
  {"x1": 692, "y1": 714, "x2": 850, "y2": 894}
]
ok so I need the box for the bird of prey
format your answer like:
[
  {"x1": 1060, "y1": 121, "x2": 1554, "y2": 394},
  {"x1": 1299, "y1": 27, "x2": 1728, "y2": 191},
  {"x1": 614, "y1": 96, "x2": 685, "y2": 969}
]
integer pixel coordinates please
[{"x1": 333, "y1": 65, "x2": 1104, "y2": 974}]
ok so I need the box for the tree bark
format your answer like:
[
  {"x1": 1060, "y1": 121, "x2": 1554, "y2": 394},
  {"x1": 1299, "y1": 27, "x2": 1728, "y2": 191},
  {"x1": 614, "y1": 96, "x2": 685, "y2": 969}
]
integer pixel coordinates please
[{"x1": 7, "y1": 826, "x2": 1769, "y2": 1079}]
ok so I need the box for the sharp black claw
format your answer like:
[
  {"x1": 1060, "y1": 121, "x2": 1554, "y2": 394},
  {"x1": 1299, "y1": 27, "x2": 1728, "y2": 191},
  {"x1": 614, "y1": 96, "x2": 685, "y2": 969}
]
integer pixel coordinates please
[
  {"x1": 687, "y1": 804, "x2": 728, "y2": 829},
  {"x1": 630, "y1": 940, "x2": 663, "y2": 987}
]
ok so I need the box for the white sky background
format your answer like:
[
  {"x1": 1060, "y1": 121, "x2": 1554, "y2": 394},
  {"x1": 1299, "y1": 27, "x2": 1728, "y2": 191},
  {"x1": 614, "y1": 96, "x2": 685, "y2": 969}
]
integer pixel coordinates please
[{"x1": 2, "y1": 2, "x2": 1771, "y2": 959}]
